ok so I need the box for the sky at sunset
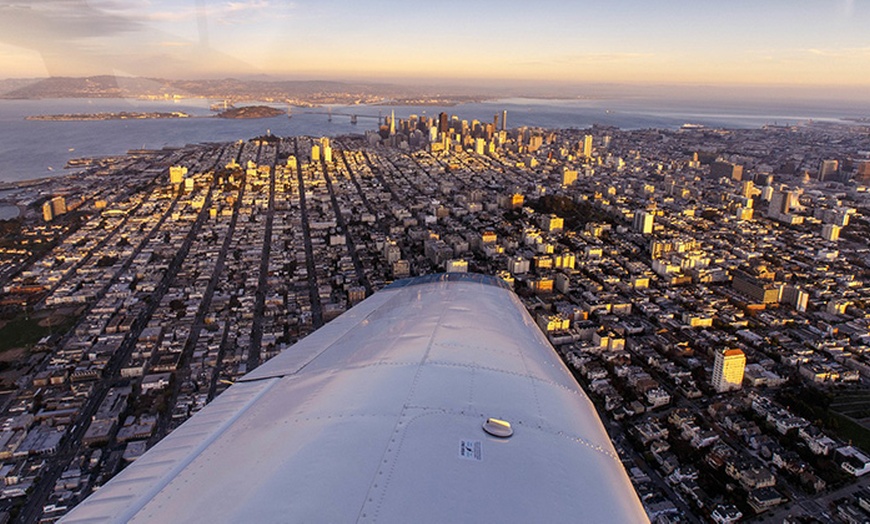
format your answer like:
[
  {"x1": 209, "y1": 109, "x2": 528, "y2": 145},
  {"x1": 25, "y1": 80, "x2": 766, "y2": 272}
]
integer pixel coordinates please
[{"x1": 0, "y1": 0, "x2": 868, "y2": 92}]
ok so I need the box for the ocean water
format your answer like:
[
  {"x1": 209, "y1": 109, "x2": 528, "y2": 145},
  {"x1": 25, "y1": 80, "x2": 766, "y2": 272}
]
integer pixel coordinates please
[
  {"x1": 0, "y1": 204, "x2": 19, "y2": 219},
  {"x1": 1, "y1": 96, "x2": 868, "y2": 183}
]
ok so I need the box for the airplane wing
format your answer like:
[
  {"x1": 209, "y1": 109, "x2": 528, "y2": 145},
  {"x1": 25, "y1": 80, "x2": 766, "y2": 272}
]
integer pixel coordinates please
[{"x1": 61, "y1": 273, "x2": 648, "y2": 523}]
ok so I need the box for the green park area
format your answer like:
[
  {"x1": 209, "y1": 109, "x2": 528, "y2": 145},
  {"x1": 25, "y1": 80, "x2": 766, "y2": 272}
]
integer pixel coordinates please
[
  {"x1": 781, "y1": 387, "x2": 870, "y2": 452},
  {"x1": 0, "y1": 315, "x2": 74, "y2": 354}
]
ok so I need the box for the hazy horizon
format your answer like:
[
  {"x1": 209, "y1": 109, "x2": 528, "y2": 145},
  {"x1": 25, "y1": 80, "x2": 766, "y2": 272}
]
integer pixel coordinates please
[
  {"x1": 2, "y1": 75, "x2": 869, "y2": 107},
  {"x1": 1, "y1": 1, "x2": 868, "y2": 97}
]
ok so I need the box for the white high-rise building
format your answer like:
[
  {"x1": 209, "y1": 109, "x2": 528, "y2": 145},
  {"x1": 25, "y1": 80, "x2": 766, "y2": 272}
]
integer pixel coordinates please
[{"x1": 712, "y1": 349, "x2": 746, "y2": 392}]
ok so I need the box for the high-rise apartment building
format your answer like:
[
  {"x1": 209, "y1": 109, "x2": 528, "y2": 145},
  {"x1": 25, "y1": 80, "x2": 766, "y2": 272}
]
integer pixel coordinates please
[
  {"x1": 712, "y1": 349, "x2": 746, "y2": 392},
  {"x1": 818, "y1": 159, "x2": 839, "y2": 181},
  {"x1": 822, "y1": 223, "x2": 841, "y2": 242},
  {"x1": 169, "y1": 165, "x2": 188, "y2": 185},
  {"x1": 51, "y1": 196, "x2": 67, "y2": 217},
  {"x1": 583, "y1": 134, "x2": 593, "y2": 158},
  {"x1": 633, "y1": 210, "x2": 654, "y2": 234}
]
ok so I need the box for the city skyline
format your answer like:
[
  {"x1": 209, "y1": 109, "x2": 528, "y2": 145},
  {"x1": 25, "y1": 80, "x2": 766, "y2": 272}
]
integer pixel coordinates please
[
  {"x1": 3, "y1": 2, "x2": 870, "y2": 522},
  {"x1": 2, "y1": 108, "x2": 869, "y2": 522},
  {"x1": 0, "y1": 0, "x2": 868, "y2": 96}
]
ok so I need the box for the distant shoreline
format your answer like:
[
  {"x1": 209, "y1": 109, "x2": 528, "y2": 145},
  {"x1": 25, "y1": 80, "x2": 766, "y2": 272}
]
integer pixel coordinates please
[
  {"x1": 25, "y1": 106, "x2": 297, "y2": 121},
  {"x1": 4, "y1": 95, "x2": 869, "y2": 185},
  {"x1": 0, "y1": 177, "x2": 53, "y2": 191},
  {"x1": 26, "y1": 111, "x2": 191, "y2": 121}
]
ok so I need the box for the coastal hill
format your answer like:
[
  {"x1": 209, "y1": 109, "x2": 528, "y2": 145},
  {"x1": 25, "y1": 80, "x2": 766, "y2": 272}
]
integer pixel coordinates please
[{"x1": 0, "y1": 76, "x2": 489, "y2": 107}]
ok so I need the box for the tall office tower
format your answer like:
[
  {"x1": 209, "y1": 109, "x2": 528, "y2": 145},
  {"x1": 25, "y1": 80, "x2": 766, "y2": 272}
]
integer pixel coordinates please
[
  {"x1": 389, "y1": 110, "x2": 396, "y2": 136},
  {"x1": 740, "y1": 180, "x2": 756, "y2": 199},
  {"x1": 767, "y1": 191, "x2": 784, "y2": 218},
  {"x1": 583, "y1": 134, "x2": 593, "y2": 158},
  {"x1": 768, "y1": 188, "x2": 799, "y2": 218},
  {"x1": 51, "y1": 196, "x2": 67, "y2": 217},
  {"x1": 822, "y1": 224, "x2": 841, "y2": 241},
  {"x1": 754, "y1": 173, "x2": 774, "y2": 186},
  {"x1": 782, "y1": 191, "x2": 801, "y2": 213},
  {"x1": 438, "y1": 112, "x2": 449, "y2": 134},
  {"x1": 475, "y1": 138, "x2": 486, "y2": 155},
  {"x1": 502, "y1": 110, "x2": 507, "y2": 131},
  {"x1": 633, "y1": 210, "x2": 654, "y2": 234},
  {"x1": 493, "y1": 114, "x2": 499, "y2": 130},
  {"x1": 311, "y1": 144, "x2": 321, "y2": 162},
  {"x1": 471, "y1": 119, "x2": 481, "y2": 136},
  {"x1": 818, "y1": 159, "x2": 839, "y2": 181},
  {"x1": 42, "y1": 201, "x2": 53, "y2": 222},
  {"x1": 825, "y1": 207, "x2": 852, "y2": 227},
  {"x1": 710, "y1": 161, "x2": 744, "y2": 181},
  {"x1": 712, "y1": 349, "x2": 746, "y2": 392}
]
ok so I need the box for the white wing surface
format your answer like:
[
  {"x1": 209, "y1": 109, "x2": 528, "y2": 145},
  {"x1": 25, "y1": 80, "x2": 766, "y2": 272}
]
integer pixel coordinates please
[{"x1": 62, "y1": 273, "x2": 648, "y2": 523}]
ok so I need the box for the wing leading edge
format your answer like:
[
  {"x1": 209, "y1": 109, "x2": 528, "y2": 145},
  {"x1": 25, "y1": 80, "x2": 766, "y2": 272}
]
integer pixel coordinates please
[{"x1": 62, "y1": 273, "x2": 649, "y2": 523}]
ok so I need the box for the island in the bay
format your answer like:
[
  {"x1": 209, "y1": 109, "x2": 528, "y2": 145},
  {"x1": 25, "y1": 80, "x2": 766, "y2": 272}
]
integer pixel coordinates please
[{"x1": 215, "y1": 105, "x2": 285, "y2": 119}]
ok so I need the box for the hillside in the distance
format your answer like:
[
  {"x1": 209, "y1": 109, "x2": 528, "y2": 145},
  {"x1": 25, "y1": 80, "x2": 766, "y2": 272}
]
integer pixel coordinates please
[{"x1": 0, "y1": 76, "x2": 490, "y2": 106}]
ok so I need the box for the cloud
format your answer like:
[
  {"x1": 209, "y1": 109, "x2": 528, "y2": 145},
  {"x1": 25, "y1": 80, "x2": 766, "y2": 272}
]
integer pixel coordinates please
[
  {"x1": 0, "y1": 1, "x2": 143, "y2": 41},
  {"x1": 0, "y1": 0, "x2": 264, "y2": 77},
  {"x1": 99, "y1": 0, "x2": 293, "y2": 24},
  {"x1": 805, "y1": 47, "x2": 870, "y2": 58}
]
